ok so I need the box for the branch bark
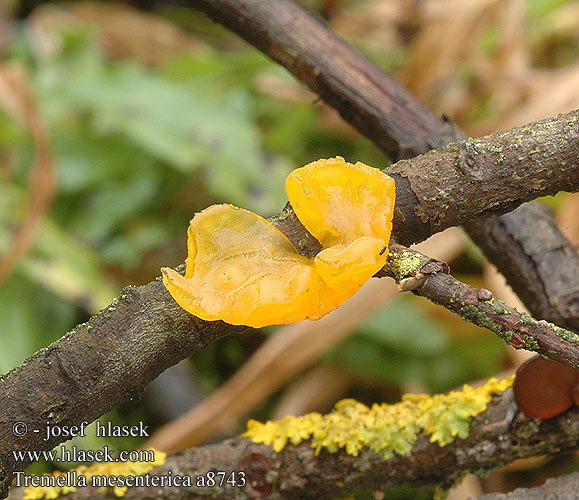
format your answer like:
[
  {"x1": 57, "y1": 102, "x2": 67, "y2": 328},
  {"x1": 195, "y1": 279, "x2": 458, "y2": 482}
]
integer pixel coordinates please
[
  {"x1": 379, "y1": 244, "x2": 579, "y2": 367},
  {"x1": 7, "y1": 392, "x2": 579, "y2": 500},
  {"x1": 1, "y1": 113, "x2": 577, "y2": 497},
  {"x1": 186, "y1": 0, "x2": 579, "y2": 333},
  {"x1": 473, "y1": 473, "x2": 579, "y2": 500},
  {"x1": 386, "y1": 112, "x2": 578, "y2": 235},
  {"x1": 0, "y1": 282, "x2": 246, "y2": 498},
  {"x1": 465, "y1": 203, "x2": 579, "y2": 333}
]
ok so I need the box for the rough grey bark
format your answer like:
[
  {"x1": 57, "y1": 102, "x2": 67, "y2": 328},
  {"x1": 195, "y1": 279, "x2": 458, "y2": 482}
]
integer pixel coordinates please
[
  {"x1": 470, "y1": 473, "x2": 579, "y2": 500},
  {"x1": 387, "y1": 112, "x2": 578, "y2": 235},
  {"x1": 0, "y1": 282, "x2": 246, "y2": 497}
]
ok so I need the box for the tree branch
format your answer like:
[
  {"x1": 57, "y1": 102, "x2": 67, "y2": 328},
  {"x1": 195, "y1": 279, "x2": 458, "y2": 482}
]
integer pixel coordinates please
[
  {"x1": 188, "y1": 0, "x2": 460, "y2": 162},
  {"x1": 387, "y1": 111, "x2": 578, "y2": 235},
  {"x1": 0, "y1": 282, "x2": 246, "y2": 497},
  {"x1": 1, "y1": 113, "x2": 577, "y2": 497},
  {"x1": 465, "y1": 203, "x2": 579, "y2": 333},
  {"x1": 186, "y1": 0, "x2": 579, "y2": 333},
  {"x1": 266, "y1": 110, "x2": 579, "y2": 260},
  {"x1": 379, "y1": 244, "x2": 579, "y2": 367},
  {"x1": 8, "y1": 391, "x2": 579, "y2": 500}
]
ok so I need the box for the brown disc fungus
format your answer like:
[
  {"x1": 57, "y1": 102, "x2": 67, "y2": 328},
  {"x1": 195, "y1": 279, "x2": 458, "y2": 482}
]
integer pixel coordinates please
[
  {"x1": 514, "y1": 355, "x2": 579, "y2": 419},
  {"x1": 161, "y1": 157, "x2": 396, "y2": 327}
]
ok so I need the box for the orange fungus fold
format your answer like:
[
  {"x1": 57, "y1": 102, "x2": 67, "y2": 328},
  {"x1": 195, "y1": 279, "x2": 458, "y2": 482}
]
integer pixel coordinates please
[{"x1": 162, "y1": 157, "x2": 396, "y2": 327}]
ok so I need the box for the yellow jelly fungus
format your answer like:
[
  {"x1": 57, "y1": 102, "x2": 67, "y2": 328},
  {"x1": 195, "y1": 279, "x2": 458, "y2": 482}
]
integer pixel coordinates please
[
  {"x1": 23, "y1": 449, "x2": 166, "y2": 499},
  {"x1": 162, "y1": 157, "x2": 396, "y2": 328},
  {"x1": 243, "y1": 376, "x2": 514, "y2": 459},
  {"x1": 285, "y1": 157, "x2": 395, "y2": 247},
  {"x1": 162, "y1": 204, "x2": 320, "y2": 326}
]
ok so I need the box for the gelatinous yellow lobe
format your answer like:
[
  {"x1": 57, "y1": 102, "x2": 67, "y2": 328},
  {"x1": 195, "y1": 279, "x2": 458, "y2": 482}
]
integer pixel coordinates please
[
  {"x1": 162, "y1": 157, "x2": 395, "y2": 327},
  {"x1": 286, "y1": 157, "x2": 395, "y2": 247},
  {"x1": 289, "y1": 157, "x2": 395, "y2": 300},
  {"x1": 244, "y1": 377, "x2": 513, "y2": 459},
  {"x1": 162, "y1": 205, "x2": 319, "y2": 327},
  {"x1": 314, "y1": 237, "x2": 387, "y2": 293}
]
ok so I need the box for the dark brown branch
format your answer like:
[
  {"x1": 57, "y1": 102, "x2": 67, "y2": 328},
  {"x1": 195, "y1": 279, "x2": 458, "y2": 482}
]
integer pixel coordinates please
[
  {"x1": 0, "y1": 282, "x2": 246, "y2": 498},
  {"x1": 378, "y1": 244, "x2": 579, "y2": 367},
  {"x1": 8, "y1": 391, "x2": 579, "y2": 500},
  {"x1": 465, "y1": 203, "x2": 579, "y2": 333},
  {"x1": 188, "y1": 0, "x2": 453, "y2": 162},
  {"x1": 187, "y1": 0, "x2": 579, "y2": 333},
  {"x1": 387, "y1": 112, "x2": 578, "y2": 235}
]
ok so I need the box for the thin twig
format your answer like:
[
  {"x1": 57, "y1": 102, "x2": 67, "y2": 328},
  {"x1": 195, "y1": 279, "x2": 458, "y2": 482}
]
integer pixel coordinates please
[{"x1": 379, "y1": 243, "x2": 579, "y2": 368}]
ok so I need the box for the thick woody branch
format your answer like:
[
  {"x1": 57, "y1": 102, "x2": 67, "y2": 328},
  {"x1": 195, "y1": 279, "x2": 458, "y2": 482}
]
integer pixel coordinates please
[
  {"x1": 8, "y1": 391, "x2": 579, "y2": 500},
  {"x1": 0, "y1": 283, "x2": 246, "y2": 497},
  {"x1": 268, "y1": 109, "x2": 579, "y2": 257},
  {"x1": 187, "y1": 0, "x2": 579, "y2": 333},
  {"x1": 387, "y1": 111, "x2": 578, "y2": 235}
]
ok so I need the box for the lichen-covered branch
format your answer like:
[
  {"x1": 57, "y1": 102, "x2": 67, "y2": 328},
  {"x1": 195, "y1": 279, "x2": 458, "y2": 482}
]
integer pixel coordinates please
[
  {"x1": 377, "y1": 243, "x2": 579, "y2": 368},
  {"x1": 8, "y1": 386, "x2": 579, "y2": 500},
  {"x1": 465, "y1": 202, "x2": 579, "y2": 333},
  {"x1": 186, "y1": 0, "x2": 579, "y2": 333},
  {"x1": 388, "y1": 112, "x2": 578, "y2": 235}
]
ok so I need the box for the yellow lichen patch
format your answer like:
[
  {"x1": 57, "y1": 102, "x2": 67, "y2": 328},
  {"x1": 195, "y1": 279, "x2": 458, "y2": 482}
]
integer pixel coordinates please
[
  {"x1": 243, "y1": 376, "x2": 514, "y2": 459},
  {"x1": 285, "y1": 157, "x2": 395, "y2": 247},
  {"x1": 23, "y1": 449, "x2": 166, "y2": 500},
  {"x1": 162, "y1": 158, "x2": 396, "y2": 327}
]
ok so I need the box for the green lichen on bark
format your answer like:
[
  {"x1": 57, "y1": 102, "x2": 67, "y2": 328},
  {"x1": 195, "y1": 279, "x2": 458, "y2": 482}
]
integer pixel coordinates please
[
  {"x1": 458, "y1": 305, "x2": 505, "y2": 339},
  {"x1": 519, "y1": 312, "x2": 579, "y2": 346},
  {"x1": 383, "y1": 250, "x2": 422, "y2": 281}
]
